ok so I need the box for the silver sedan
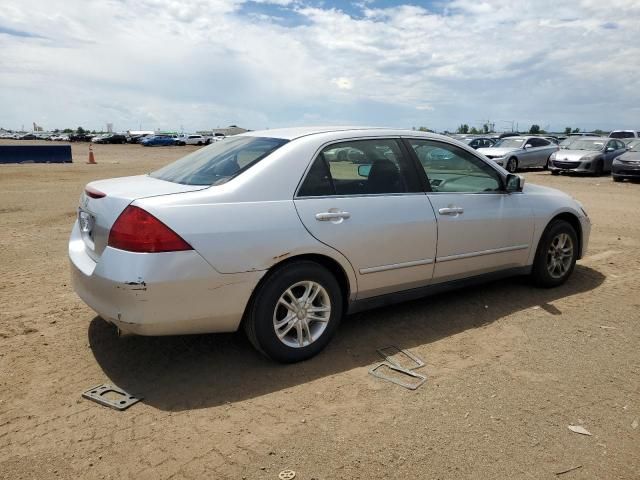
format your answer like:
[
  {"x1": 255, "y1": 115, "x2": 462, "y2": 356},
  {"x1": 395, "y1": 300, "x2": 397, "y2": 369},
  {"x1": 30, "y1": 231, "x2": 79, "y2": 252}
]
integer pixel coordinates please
[
  {"x1": 70, "y1": 127, "x2": 590, "y2": 362},
  {"x1": 477, "y1": 136, "x2": 559, "y2": 172}
]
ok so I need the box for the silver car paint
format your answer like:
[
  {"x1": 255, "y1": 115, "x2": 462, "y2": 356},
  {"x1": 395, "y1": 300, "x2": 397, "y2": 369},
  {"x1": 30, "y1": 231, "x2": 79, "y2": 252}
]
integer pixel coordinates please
[
  {"x1": 70, "y1": 127, "x2": 590, "y2": 336},
  {"x1": 477, "y1": 137, "x2": 558, "y2": 169}
]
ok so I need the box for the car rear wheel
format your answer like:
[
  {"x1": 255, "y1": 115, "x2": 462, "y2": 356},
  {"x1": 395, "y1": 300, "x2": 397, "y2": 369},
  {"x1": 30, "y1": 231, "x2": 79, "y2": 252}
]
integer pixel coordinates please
[
  {"x1": 551, "y1": 170, "x2": 559, "y2": 176},
  {"x1": 613, "y1": 175, "x2": 623, "y2": 182},
  {"x1": 506, "y1": 157, "x2": 518, "y2": 173},
  {"x1": 531, "y1": 220, "x2": 578, "y2": 288},
  {"x1": 244, "y1": 261, "x2": 343, "y2": 363}
]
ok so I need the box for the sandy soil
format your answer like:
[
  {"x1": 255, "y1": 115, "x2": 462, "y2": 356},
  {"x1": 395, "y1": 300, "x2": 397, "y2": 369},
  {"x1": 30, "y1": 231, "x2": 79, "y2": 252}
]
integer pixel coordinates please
[{"x1": 1, "y1": 140, "x2": 639, "y2": 479}]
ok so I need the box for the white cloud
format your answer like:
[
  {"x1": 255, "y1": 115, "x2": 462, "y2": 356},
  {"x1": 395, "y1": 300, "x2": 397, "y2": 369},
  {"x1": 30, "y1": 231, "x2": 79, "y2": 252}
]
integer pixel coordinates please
[
  {"x1": 0, "y1": 0, "x2": 639, "y2": 132},
  {"x1": 331, "y1": 77, "x2": 353, "y2": 90}
]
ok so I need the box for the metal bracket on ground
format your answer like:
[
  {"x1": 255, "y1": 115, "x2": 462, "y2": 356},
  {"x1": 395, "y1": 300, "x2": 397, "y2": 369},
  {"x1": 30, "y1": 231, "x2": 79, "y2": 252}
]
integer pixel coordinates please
[
  {"x1": 82, "y1": 384, "x2": 142, "y2": 411},
  {"x1": 369, "y1": 362, "x2": 427, "y2": 390},
  {"x1": 376, "y1": 345, "x2": 425, "y2": 370}
]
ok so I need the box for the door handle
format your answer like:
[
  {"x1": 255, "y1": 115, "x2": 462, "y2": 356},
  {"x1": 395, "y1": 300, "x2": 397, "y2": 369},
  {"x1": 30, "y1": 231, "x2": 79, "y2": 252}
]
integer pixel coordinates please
[
  {"x1": 315, "y1": 211, "x2": 351, "y2": 221},
  {"x1": 438, "y1": 207, "x2": 464, "y2": 216}
]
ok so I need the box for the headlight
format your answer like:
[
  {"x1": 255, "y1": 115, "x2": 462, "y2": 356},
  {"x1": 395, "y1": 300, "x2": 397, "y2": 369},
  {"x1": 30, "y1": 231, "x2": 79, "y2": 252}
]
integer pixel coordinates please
[
  {"x1": 580, "y1": 154, "x2": 597, "y2": 162},
  {"x1": 550, "y1": 153, "x2": 556, "y2": 160}
]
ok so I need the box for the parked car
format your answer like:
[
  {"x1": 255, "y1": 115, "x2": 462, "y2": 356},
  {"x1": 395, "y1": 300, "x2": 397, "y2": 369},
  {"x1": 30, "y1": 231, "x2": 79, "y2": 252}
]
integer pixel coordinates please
[
  {"x1": 462, "y1": 137, "x2": 496, "y2": 149},
  {"x1": 70, "y1": 127, "x2": 590, "y2": 363},
  {"x1": 140, "y1": 135, "x2": 178, "y2": 147},
  {"x1": 549, "y1": 137, "x2": 627, "y2": 175},
  {"x1": 128, "y1": 133, "x2": 152, "y2": 144},
  {"x1": 609, "y1": 130, "x2": 638, "y2": 139},
  {"x1": 612, "y1": 139, "x2": 640, "y2": 182},
  {"x1": 175, "y1": 134, "x2": 211, "y2": 146},
  {"x1": 50, "y1": 134, "x2": 70, "y2": 141},
  {"x1": 477, "y1": 136, "x2": 559, "y2": 172},
  {"x1": 69, "y1": 133, "x2": 94, "y2": 142},
  {"x1": 18, "y1": 133, "x2": 38, "y2": 140},
  {"x1": 92, "y1": 133, "x2": 127, "y2": 144}
]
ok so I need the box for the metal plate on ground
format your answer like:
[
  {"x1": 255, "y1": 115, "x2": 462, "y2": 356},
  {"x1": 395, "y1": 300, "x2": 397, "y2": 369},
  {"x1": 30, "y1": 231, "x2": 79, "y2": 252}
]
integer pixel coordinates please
[
  {"x1": 377, "y1": 345, "x2": 425, "y2": 370},
  {"x1": 82, "y1": 384, "x2": 142, "y2": 411},
  {"x1": 369, "y1": 363, "x2": 427, "y2": 390}
]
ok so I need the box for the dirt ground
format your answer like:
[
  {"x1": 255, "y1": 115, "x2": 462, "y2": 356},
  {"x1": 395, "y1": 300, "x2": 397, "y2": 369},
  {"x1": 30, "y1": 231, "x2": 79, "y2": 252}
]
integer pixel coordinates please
[{"x1": 1, "y1": 140, "x2": 639, "y2": 479}]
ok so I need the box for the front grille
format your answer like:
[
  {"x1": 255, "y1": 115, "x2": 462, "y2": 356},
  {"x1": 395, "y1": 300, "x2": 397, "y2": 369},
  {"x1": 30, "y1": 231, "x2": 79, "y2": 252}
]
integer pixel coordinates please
[{"x1": 553, "y1": 161, "x2": 579, "y2": 169}]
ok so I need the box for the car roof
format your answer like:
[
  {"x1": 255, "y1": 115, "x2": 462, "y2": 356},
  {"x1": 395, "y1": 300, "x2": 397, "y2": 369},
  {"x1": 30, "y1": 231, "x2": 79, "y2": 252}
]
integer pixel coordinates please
[{"x1": 239, "y1": 126, "x2": 433, "y2": 141}]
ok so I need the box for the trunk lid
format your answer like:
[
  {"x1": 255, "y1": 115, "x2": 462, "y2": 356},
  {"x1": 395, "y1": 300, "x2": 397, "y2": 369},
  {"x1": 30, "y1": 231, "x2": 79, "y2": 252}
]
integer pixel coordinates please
[{"x1": 77, "y1": 175, "x2": 206, "y2": 261}]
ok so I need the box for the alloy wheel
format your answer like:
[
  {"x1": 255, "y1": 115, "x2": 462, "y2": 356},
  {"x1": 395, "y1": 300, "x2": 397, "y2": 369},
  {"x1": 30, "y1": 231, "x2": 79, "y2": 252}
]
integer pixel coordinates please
[
  {"x1": 546, "y1": 233, "x2": 574, "y2": 279},
  {"x1": 272, "y1": 281, "x2": 331, "y2": 348}
]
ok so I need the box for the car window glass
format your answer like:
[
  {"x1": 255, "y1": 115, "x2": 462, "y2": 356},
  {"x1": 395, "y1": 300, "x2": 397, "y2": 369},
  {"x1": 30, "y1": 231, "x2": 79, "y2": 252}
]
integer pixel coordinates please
[
  {"x1": 151, "y1": 136, "x2": 288, "y2": 186},
  {"x1": 407, "y1": 139, "x2": 501, "y2": 193},
  {"x1": 298, "y1": 139, "x2": 420, "y2": 197}
]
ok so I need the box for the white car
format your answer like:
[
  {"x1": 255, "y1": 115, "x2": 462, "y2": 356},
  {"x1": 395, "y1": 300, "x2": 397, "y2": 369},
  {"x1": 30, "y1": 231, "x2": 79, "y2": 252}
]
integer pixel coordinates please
[
  {"x1": 70, "y1": 127, "x2": 590, "y2": 362},
  {"x1": 175, "y1": 134, "x2": 211, "y2": 146}
]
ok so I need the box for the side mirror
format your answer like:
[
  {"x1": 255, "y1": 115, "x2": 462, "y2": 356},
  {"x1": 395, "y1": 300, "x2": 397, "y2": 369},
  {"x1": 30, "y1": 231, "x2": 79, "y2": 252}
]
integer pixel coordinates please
[
  {"x1": 524, "y1": 144, "x2": 533, "y2": 149},
  {"x1": 357, "y1": 164, "x2": 372, "y2": 177},
  {"x1": 606, "y1": 147, "x2": 615, "y2": 152},
  {"x1": 505, "y1": 173, "x2": 524, "y2": 192}
]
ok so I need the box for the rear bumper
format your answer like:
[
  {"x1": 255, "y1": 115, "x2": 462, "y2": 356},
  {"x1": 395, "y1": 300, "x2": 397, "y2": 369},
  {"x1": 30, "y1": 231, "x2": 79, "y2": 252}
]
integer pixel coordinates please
[
  {"x1": 578, "y1": 214, "x2": 591, "y2": 259},
  {"x1": 69, "y1": 221, "x2": 264, "y2": 336}
]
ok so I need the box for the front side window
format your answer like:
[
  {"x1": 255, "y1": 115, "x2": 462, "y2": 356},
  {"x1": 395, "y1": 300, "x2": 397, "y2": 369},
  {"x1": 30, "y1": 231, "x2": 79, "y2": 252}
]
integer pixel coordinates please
[
  {"x1": 151, "y1": 136, "x2": 288, "y2": 186},
  {"x1": 298, "y1": 139, "x2": 420, "y2": 196},
  {"x1": 407, "y1": 139, "x2": 502, "y2": 193}
]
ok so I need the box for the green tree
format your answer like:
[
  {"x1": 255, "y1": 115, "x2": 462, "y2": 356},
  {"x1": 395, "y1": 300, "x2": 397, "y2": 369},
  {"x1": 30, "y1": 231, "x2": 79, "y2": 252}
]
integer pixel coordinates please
[
  {"x1": 63, "y1": 128, "x2": 73, "y2": 133},
  {"x1": 76, "y1": 126, "x2": 86, "y2": 135},
  {"x1": 564, "y1": 127, "x2": 572, "y2": 135},
  {"x1": 483, "y1": 123, "x2": 490, "y2": 134},
  {"x1": 457, "y1": 124, "x2": 469, "y2": 134},
  {"x1": 593, "y1": 129, "x2": 605, "y2": 135},
  {"x1": 417, "y1": 126, "x2": 433, "y2": 132},
  {"x1": 470, "y1": 127, "x2": 479, "y2": 134},
  {"x1": 529, "y1": 124, "x2": 541, "y2": 134},
  {"x1": 572, "y1": 128, "x2": 580, "y2": 133}
]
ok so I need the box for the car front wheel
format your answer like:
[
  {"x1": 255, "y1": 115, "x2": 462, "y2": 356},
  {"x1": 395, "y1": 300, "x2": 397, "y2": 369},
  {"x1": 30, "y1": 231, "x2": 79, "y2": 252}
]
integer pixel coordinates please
[
  {"x1": 244, "y1": 261, "x2": 343, "y2": 363},
  {"x1": 531, "y1": 220, "x2": 578, "y2": 288},
  {"x1": 506, "y1": 157, "x2": 518, "y2": 173}
]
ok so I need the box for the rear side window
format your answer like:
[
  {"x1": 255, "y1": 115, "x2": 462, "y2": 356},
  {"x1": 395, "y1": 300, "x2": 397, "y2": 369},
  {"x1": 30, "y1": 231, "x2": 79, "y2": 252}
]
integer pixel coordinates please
[
  {"x1": 151, "y1": 136, "x2": 288, "y2": 186},
  {"x1": 297, "y1": 139, "x2": 421, "y2": 197}
]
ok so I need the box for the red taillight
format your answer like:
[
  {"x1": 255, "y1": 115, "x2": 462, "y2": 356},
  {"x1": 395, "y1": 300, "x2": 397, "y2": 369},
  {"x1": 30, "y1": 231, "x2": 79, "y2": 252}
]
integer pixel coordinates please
[
  {"x1": 108, "y1": 206, "x2": 193, "y2": 253},
  {"x1": 85, "y1": 186, "x2": 106, "y2": 199}
]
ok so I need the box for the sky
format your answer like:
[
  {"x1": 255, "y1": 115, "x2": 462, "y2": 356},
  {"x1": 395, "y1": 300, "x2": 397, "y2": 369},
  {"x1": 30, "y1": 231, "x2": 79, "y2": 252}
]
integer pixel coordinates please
[{"x1": 1, "y1": 0, "x2": 639, "y2": 133}]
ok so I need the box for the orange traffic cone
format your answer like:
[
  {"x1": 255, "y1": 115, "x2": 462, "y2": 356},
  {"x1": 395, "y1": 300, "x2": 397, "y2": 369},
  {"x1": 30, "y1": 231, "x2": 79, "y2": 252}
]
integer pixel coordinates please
[{"x1": 87, "y1": 143, "x2": 97, "y2": 164}]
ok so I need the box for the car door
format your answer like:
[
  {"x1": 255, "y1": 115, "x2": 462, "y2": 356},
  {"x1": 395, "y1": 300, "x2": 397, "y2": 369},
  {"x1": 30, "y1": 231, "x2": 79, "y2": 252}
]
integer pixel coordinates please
[
  {"x1": 294, "y1": 138, "x2": 437, "y2": 299},
  {"x1": 404, "y1": 138, "x2": 535, "y2": 282}
]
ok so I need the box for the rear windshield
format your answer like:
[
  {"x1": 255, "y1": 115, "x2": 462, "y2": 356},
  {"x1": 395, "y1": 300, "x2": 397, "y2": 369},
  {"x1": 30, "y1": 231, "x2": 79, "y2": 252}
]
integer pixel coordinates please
[
  {"x1": 150, "y1": 136, "x2": 288, "y2": 186},
  {"x1": 609, "y1": 131, "x2": 636, "y2": 139}
]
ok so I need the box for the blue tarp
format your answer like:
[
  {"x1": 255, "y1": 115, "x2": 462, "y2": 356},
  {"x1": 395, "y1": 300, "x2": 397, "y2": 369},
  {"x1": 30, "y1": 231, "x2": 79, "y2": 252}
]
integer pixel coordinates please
[{"x1": 0, "y1": 145, "x2": 73, "y2": 164}]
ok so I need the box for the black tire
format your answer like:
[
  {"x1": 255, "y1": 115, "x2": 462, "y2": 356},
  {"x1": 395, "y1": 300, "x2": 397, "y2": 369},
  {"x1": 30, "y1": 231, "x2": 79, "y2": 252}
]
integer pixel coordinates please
[
  {"x1": 551, "y1": 170, "x2": 560, "y2": 176},
  {"x1": 244, "y1": 261, "x2": 343, "y2": 363},
  {"x1": 594, "y1": 159, "x2": 603, "y2": 176},
  {"x1": 613, "y1": 175, "x2": 623, "y2": 182},
  {"x1": 543, "y1": 157, "x2": 551, "y2": 170},
  {"x1": 506, "y1": 157, "x2": 518, "y2": 173},
  {"x1": 531, "y1": 220, "x2": 578, "y2": 288},
  {"x1": 197, "y1": 141, "x2": 203, "y2": 146}
]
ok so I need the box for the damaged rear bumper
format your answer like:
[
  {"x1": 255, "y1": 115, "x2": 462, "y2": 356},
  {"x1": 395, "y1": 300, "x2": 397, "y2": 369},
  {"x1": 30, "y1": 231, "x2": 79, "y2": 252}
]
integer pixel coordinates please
[{"x1": 69, "y1": 222, "x2": 264, "y2": 335}]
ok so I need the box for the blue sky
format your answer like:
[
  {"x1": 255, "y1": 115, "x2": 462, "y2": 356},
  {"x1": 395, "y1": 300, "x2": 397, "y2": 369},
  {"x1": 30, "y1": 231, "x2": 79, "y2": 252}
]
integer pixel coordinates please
[{"x1": 1, "y1": 0, "x2": 639, "y2": 133}]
